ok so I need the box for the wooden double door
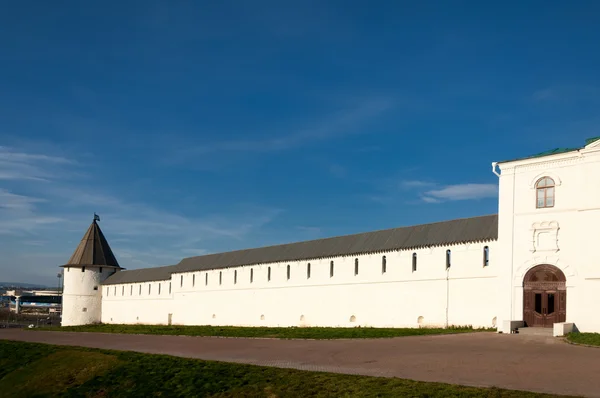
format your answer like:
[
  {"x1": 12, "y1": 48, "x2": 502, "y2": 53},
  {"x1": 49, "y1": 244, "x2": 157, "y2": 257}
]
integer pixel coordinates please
[
  {"x1": 523, "y1": 289, "x2": 566, "y2": 327},
  {"x1": 523, "y1": 264, "x2": 567, "y2": 328}
]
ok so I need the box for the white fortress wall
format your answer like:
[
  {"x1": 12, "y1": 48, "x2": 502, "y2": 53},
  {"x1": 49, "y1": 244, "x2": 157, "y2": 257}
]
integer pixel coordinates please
[
  {"x1": 101, "y1": 279, "x2": 173, "y2": 325},
  {"x1": 101, "y1": 241, "x2": 498, "y2": 328}
]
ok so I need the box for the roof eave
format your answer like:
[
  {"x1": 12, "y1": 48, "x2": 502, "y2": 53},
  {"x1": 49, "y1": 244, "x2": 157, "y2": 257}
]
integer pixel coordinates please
[{"x1": 496, "y1": 149, "x2": 580, "y2": 166}]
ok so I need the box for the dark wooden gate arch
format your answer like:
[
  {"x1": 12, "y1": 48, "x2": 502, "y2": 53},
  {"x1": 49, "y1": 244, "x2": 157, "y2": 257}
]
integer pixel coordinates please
[{"x1": 523, "y1": 264, "x2": 566, "y2": 328}]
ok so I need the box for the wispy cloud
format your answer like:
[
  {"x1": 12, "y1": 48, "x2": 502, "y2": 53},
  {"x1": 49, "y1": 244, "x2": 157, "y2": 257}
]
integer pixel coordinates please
[
  {"x1": 296, "y1": 226, "x2": 322, "y2": 235},
  {"x1": 175, "y1": 97, "x2": 392, "y2": 157},
  {"x1": 532, "y1": 85, "x2": 599, "y2": 102},
  {"x1": 0, "y1": 189, "x2": 64, "y2": 235},
  {"x1": 421, "y1": 183, "x2": 497, "y2": 202},
  {"x1": 328, "y1": 163, "x2": 347, "y2": 178},
  {"x1": 0, "y1": 146, "x2": 73, "y2": 181},
  {"x1": 0, "y1": 144, "x2": 284, "y2": 282},
  {"x1": 368, "y1": 179, "x2": 497, "y2": 205},
  {"x1": 0, "y1": 189, "x2": 45, "y2": 211},
  {"x1": 400, "y1": 180, "x2": 436, "y2": 189},
  {"x1": 532, "y1": 88, "x2": 558, "y2": 101}
]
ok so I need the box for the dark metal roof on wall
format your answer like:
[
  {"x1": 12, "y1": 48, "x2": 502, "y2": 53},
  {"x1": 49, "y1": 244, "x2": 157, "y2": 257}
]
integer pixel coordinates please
[
  {"x1": 103, "y1": 265, "x2": 177, "y2": 285},
  {"x1": 63, "y1": 220, "x2": 121, "y2": 268},
  {"x1": 102, "y1": 214, "x2": 498, "y2": 285}
]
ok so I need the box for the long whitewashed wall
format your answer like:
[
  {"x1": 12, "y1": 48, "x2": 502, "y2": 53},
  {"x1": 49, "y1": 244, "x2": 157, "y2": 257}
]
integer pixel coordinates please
[{"x1": 101, "y1": 241, "x2": 498, "y2": 328}]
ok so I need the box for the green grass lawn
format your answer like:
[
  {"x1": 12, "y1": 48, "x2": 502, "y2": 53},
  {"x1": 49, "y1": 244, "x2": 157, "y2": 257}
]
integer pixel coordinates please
[
  {"x1": 566, "y1": 332, "x2": 600, "y2": 346},
  {"x1": 38, "y1": 324, "x2": 494, "y2": 339},
  {"x1": 0, "y1": 340, "x2": 570, "y2": 397}
]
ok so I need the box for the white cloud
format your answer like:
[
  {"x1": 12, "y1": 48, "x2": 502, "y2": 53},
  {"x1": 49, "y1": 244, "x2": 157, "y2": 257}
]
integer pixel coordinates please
[
  {"x1": 0, "y1": 146, "x2": 73, "y2": 181},
  {"x1": 0, "y1": 189, "x2": 45, "y2": 211},
  {"x1": 0, "y1": 144, "x2": 284, "y2": 284},
  {"x1": 422, "y1": 183, "x2": 497, "y2": 202},
  {"x1": 400, "y1": 180, "x2": 436, "y2": 189}
]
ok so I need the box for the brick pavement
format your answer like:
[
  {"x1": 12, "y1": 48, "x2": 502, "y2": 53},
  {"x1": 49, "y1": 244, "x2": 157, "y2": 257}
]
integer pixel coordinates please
[{"x1": 1, "y1": 330, "x2": 599, "y2": 397}]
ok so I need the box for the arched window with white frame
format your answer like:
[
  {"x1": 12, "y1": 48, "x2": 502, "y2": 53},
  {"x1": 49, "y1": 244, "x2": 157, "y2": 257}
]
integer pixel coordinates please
[{"x1": 536, "y1": 177, "x2": 555, "y2": 208}]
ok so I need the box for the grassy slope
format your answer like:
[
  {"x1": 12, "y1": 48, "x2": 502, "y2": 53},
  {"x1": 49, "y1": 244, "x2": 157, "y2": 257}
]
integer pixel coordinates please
[
  {"x1": 0, "y1": 341, "x2": 568, "y2": 398},
  {"x1": 39, "y1": 324, "x2": 493, "y2": 339},
  {"x1": 566, "y1": 332, "x2": 600, "y2": 346}
]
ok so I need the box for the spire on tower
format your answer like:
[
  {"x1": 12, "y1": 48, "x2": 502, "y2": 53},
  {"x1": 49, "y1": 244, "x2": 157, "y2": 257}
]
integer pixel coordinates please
[{"x1": 62, "y1": 217, "x2": 121, "y2": 268}]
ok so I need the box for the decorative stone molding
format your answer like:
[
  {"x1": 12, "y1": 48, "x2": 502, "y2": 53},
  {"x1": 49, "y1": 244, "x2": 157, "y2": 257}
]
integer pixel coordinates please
[
  {"x1": 513, "y1": 257, "x2": 577, "y2": 287},
  {"x1": 529, "y1": 172, "x2": 562, "y2": 189},
  {"x1": 502, "y1": 155, "x2": 584, "y2": 174},
  {"x1": 530, "y1": 221, "x2": 559, "y2": 253}
]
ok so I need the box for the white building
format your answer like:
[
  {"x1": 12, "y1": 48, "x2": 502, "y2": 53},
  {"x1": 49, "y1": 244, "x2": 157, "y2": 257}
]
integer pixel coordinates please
[{"x1": 61, "y1": 137, "x2": 600, "y2": 334}]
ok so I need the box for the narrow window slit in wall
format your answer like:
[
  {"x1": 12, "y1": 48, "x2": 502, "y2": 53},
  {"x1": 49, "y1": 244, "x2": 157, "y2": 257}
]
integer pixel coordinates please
[
  {"x1": 169, "y1": 282, "x2": 172, "y2": 294},
  {"x1": 382, "y1": 255, "x2": 387, "y2": 274},
  {"x1": 159, "y1": 283, "x2": 161, "y2": 295},
  {"x1": 107, "y1": 287, "x2": 109, "y2": 296},
  {"x1": 330, "y1": 261, "x2": 334, "y2": 277},
  {"x1": 483, "y1": 246, "x2": 490, "y2": 267},
  {"x1": 139, "y1": 285, "x2": 141, "y2": 295},
  {"x1": 180, "y1": 275, "x2": 183, "y2": 287},
  {"x1": 219, "y1": 271, "x2": 222, "y2": 285},
  {"x1": 250, "y1": 268, "x2": 254, "y2": 283},
  {"x1": 412, "y1": 253, "x2": 417, "y2": 272},
  {"x1": 193, "y1": 274, "x2": 195, "y2": 287},
  {"x1": 148, "y1": 284, "x2": 151, "y2": 295},
  {"x1": 82, "y1": 267, "x2": 85, "y2": 272},
  {"x1": 446, "y1": 249, "x2": 451, "y2": 269},
  {"x1": 99, "y1": 267, "x2": 102, "y2": 273},
  {"x1": 234, "y1": 270, "x2": 237, "y2": 284},
  {"x1": 130, "y1": 285, "x2": 133, "y2": 295},
  {"x1": 354, "y1": 258, "x2": 359, "y2": 276},
  {"x1": 307, "y1": 263, "x2": 311, "y2": 279},
  {"x1": 268, "y1": 267, "x2": 271, "y2": 281},
  {"x1": 205, "y1": 273, "x2": 208, "y2": 286},
  {"x1": 287, "y1": 264, "x2": 291, "y2": 280},
  {"x1": 122, "y1": 286, "x2": 124, "y2": 296},
  {"x1": 114, "y1": 286, "x2": 116, "y2": 295}
]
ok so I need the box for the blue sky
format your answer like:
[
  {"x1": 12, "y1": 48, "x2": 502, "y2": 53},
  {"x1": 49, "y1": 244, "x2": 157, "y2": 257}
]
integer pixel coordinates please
[{"x1": 1, "y1": 1, "x2": 599, "y2": 285}]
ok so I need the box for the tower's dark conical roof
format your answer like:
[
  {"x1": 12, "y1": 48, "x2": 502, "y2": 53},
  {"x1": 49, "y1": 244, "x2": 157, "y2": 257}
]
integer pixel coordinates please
[{"x1": 63, "y1": 219, "x2": 121, "y2": 268}]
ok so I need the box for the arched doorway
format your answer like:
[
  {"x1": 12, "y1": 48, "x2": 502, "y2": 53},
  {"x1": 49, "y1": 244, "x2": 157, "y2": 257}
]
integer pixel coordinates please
[{"x1": 523, "y1": 265, "x2": 566, "y2": 328}]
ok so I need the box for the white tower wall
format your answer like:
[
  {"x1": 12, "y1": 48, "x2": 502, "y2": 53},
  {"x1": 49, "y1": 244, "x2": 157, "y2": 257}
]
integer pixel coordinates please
[{"x1": 61, "y1": 266, "x2": 118, "y2": 326}]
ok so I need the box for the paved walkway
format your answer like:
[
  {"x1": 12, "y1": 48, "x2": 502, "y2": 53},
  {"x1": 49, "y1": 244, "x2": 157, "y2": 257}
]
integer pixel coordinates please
[{"x1": 1, "y1": 330, "x2": 599, "y2": 397}]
